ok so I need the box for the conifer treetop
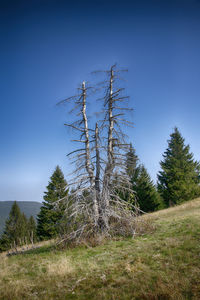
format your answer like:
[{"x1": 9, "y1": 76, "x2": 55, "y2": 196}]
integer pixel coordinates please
[{"x1": 158, "y1": 127, "x2": 200, "y2": 206}]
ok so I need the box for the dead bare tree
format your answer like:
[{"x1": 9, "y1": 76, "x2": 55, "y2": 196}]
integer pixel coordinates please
[
  {"x1": 93, "y1": 64, "x2": 140, "y2": 234},
  {"x1": 57, "y1": 65, "x2": 139, "y2": 244},
  {"x1": 57, "y1": 81, "x2": 101, "y2": 242}
]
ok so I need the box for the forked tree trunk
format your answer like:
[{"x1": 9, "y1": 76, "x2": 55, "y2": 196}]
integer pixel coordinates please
[
  {"x1": 82, "y1": 81, "x2": 99, "y2": 225},
  {"x1": 58, "y1": 65, "x2": 136, "y2": 242}
]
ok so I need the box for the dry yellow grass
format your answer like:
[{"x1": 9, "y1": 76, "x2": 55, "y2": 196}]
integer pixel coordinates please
[
  {"x1": 149, "y1": 197, "x2": 200, "y2": 217},
  {"x1": 46, "y1": 257, "x2": 74, "y2": 275},
  {"x1": 0, "y1": 198, "x2": 200, "y2": 299}
]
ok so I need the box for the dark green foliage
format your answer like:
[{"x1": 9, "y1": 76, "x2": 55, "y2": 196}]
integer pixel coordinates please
[
  {"x1": 124, "y1": 144, "x2": 140, "y2": 203},
  {"x1": 0, "y1": 201, "x2": 37, "y2": 251},
  {"x1": 37, "y1": 166, "x2": 68, "y2": 240},
  {"x1": 20, "y1": 213, "x2": 28, "y2": 241},
  {"x1": 0, "y1": 201, "x2": 22, "y2": 250},
  {"x1": 2, "y1": 201, "x2": 22, "y2": 246},
  {"x1": 126, "y1": 143, "x2": 139, "y2": 180},
  {"x1": 28, "y1": 216, "x2": 37, "y2": 242},
  {"x1": 0, "y1": 233, "x2": 10, "y2": 252},
  {"x1": 157, "y1": 127, "x2": 200, "y2": 207},
  {"x1": 125, "y1": 144, "x2": 161, "y2": 212},
  {"x1": 134, "y1": 165, "x2": 160, "y2": 212},
  {"x1": 0, "y1": 201, "x2": 41, "y2": 236}
]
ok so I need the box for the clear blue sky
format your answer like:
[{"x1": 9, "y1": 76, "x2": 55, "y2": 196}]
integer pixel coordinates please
[{"x1": 1, "y1": 0, "x2": 200, "y2": 202}]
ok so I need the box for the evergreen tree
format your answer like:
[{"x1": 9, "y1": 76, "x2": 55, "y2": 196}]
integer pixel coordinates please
[
  {"x1": 134, "y1": 165, "x2": 160, "y2": 212},
  {"x1": 0, "y1": 201, "x2": 26, "y2": 250},
  {"x1": 157, "y1": 127, "x2": 200, "y2": 206},
  {"x1": 28, "y1": 216, "x2": 37, "y2": 243},
  {"x1": 126, "y1": 143, "x2": 139, "y2": 180},
  {"x1": 19, "y1": 213, "x2": 28, "y2": 244},
  {"x1": 4, "y1": 201, "x2": 22, "y2": 245},
  {"x1": 124, "y1": 144, "x2": 140, "y2": 203},
  {"x1": 125, "y1": 144, "x2": 161, "y2": 212},
  {"x1": 0, "y1": 232, "x2": 10, "y2": 252},
  {"x1": 37, "y1": 166, "x2": 68, "y2": 240}
]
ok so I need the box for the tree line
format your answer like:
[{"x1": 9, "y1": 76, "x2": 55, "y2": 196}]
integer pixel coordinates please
[
  {"x1": 0, "y1": 202, "x2": 36, "y2": 251},
  {"x1": 1, "y1": 125, "x2": 199, "y2": 251}
]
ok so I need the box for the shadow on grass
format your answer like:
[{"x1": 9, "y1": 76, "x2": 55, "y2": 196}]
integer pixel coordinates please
[
  {"x1": 7, "y1": 244, "x2": 59, "y2": 257},
  {"x1": 25, "y1": 245, "x2": 55, "y2": 255}
]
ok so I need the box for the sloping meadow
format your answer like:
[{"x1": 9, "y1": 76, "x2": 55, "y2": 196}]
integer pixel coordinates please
[{"x1": 1, "y1": 198, "x2": 200, "y2": 300}]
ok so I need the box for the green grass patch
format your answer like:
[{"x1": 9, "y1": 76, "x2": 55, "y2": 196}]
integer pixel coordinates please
[{"x1": 1, "y1": 198, "x2": 200, "y2": 299}]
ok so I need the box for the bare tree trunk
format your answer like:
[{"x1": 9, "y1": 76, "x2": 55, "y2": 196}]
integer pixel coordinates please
[
  {"x1": 82, "y1": 81, "x2": 94, "y2": 186},
  {"x1": 102, "y1": 67, "x2": 114, "y2": 210},
  {"x1": 95, "y1": 123, "x2": 100, "y2": 204},
  {"x1": 95, "y1": 122, "x2": 104, "y2": 229},
  {"x1": 82, "y1": 81, "x2": 99, "y2": 225}
]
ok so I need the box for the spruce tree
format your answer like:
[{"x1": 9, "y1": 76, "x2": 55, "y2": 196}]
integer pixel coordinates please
[
  {"x1": 28, "y1": 216, "x2": 37, "y2": 243},
  {"x1": 19, "y1": 213, "x2": 28, "y2": 244},
  {"x1": 134, "y1": 165, "x2": 160, "y2": 212},
  {"x1": 4, "y1": 201, "x2": 22, "y2": 245},
  {"x1": 157, "y1": 127, "x2": 200, "y2": 206},
  {"x1": 0, "y1": 201, "x2": 24, "y2": 250},
  {"x1": 125, "y1": 144, "x2": 161, "y2": 212},
  {"x1": 124, "y1": 143, "x2": 140, "y2": 204},
  {"x1": 37, "y1": 166, "x2": 68, "y2": 240},
  {"x1": 126, "y1": 143, "x2": 139, "y2": 180}
]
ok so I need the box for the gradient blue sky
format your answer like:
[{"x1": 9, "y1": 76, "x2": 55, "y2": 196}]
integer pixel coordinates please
[{"x1": 1, "y1": 0, "x2": 200, "y2": 202}]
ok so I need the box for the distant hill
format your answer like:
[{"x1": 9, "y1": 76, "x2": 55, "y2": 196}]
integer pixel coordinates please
[{"x1": 0, "y1": 201, "x2": 42, "y2": 236}]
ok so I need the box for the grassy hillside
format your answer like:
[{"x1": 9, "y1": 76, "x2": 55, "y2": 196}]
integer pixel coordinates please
[
  {"x1": 0, "y1": 201, "x2": 41, "y2": 235},
  {"x1": 1, "y1": 198, "x2": 200, "y2": 299}
]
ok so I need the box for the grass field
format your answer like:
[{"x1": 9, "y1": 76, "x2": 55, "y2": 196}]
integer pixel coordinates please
[{"x1": 1, "y1": 198, "x2": 200, "y2": 300}]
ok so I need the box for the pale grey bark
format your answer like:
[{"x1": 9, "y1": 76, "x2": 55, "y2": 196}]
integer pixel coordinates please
[
  {"x1": 95, "y1": 123, "x2": 100, "y2": 205},
  {"x1": 58, "y1": 81, "x2": 99, "y2": 227},
  {"x1": 57, "y1": 65, "x2": 140, "y2": 243},
  {"x1": 102, "y1": 67, "x2": 114, "y2": 209},
  {"x1": 81, "y1": 81, "x2": 99, "y2": 225}
]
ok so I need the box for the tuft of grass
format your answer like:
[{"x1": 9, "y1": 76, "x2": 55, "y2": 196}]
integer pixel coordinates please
[{"x1": 1, "y1": 198, "x2": 200, "y2": 299}]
